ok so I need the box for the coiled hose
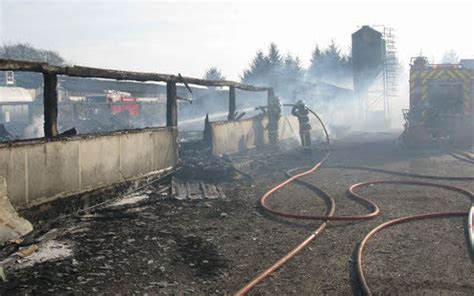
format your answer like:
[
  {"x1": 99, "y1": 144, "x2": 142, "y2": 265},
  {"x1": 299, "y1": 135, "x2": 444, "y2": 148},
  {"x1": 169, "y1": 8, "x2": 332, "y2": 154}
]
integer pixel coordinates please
[{"x1": 236, "y1": 108, "x2": 474, "y2": 295}]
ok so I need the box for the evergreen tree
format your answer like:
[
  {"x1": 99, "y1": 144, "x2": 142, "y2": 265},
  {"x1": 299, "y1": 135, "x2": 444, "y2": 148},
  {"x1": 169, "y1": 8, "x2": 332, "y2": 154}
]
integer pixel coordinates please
[
  {"x1": 268, "y1": 43, "x2": 283, "y2": 68},
  {"x1": 325, "y1": 40, "x2": 342, "y2": 64},
  {"x1": 242, "y1": 43, "x2": 286, "y2": 87},
  {"x1": 308, "y1": 45, "x2": 322, "y2": 77},
  {"x1": 283, "y1": 54, "x2": 304, "y2": 82},
  {"x1": 266, "y1": 43, "x2": 284, "y2": 89},
  {"x1": 242, "y1": 43, "x2": 305, "y2": 93},
  {"x1": 203, "y1": 67, "x2": 226, "y2": 81},
  {"x1": 241, "y1": 50, "x2": 270, "y2": 84},
  {"x1": 308, "y1": 41, "x2": 352, "y2": 84}
]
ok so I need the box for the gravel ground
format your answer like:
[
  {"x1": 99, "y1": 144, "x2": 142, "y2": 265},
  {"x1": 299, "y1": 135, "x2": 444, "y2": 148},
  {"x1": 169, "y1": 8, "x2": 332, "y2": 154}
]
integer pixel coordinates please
[{"x1": 0, "y1": 132, "x2": 473, "y2": 295}]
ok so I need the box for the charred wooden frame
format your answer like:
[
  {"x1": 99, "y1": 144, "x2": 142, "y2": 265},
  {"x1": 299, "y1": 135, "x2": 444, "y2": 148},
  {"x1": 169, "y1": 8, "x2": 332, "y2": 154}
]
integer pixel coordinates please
[
  {"x1": 228, "y1": 86, "x2": 236, "y2": 121},
  {"x1": 0, "y1": 59, "x2": 274, "y2": 139}
]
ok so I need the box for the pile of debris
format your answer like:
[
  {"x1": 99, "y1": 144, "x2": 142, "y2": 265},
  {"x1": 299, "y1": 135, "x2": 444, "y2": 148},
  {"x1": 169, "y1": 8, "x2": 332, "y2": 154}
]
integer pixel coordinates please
[
  {"x1": 172, "y1": 178, "x2": 226, "y2": 201},
  {"x1": 177, "y1": 144, "x2": 251, "y2": 183}
]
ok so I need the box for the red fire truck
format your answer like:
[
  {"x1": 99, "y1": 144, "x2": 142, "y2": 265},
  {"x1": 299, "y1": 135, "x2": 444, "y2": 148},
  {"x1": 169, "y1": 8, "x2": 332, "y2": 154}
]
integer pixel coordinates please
[
  {"x1": 85, "y1": 90, "x2": 140, "y2": 118},
  {"x1": 106, "y1": 90, "x2": 140, "y2": 116}
]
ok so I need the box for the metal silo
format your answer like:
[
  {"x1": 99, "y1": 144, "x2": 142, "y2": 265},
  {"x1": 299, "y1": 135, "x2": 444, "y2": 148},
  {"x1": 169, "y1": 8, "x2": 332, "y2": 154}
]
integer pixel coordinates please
[
  {"x1": 352, "y1": 25, "x2": 395, "y2": 125},
  {"x1": 352, "y1": 25, "x2": 385, "y2": 94}
]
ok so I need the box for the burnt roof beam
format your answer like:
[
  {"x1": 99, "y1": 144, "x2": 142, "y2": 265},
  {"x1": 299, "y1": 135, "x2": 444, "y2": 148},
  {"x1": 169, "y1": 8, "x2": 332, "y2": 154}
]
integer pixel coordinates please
[{"x1": 0, "y1": 59, "x2": 271, "y2": 92}]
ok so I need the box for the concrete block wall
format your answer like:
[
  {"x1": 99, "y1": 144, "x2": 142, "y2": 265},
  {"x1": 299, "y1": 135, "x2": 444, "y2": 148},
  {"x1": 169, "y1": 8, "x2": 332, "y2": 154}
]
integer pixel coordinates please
[
  {"x1": 278, "y1": 116, "x2": 300, "y2": 141},
  {"x1": 0, "y1": 176, "x2": 33, "y2": 244},
  {"x1": 211, "y1": 116, "x2": 269, "y2": 155},
  {"x1": 210, "y1": 115, "x2": 325, "y2": 155},
  {"x1": 278, "y1": 115, "x2": 324, "y2": 142},
  {"x1": 0, "y1": 127, "x2": 178, "y2": 208}
]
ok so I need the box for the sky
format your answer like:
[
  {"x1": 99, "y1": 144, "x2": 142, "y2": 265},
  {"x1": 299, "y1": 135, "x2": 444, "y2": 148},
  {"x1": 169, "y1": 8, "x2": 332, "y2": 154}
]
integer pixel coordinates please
[{"x1": 0, "y1": 0, "x2": 473, "y2": 81}]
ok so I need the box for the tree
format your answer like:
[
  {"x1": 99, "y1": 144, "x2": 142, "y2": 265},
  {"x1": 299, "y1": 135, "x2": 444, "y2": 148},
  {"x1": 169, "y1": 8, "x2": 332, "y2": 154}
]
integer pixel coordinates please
[
  {"x1": 241, "y1": 50, "x2": 271, "y2": 85},
  {"x1": 268, "y1": 43, "x2": 282, "y2": 68},
  {"x1": 242, "y1": 43, "x2": 305, "y2": 95},
  {"x1": 283, "y1": 54, "x2": 304, "y2": 82},
  {"x1": 241, "y1": 43, "x2": 286, "y2": 86},
  {"x1": 441, "y1": 49, "x2": 459, "y2": 64},
  {"x1": 203, "y1": 67, "x2": 226, "y2": 81},
  {"x1": 325, "y1": 40, "x2": 343, "y2": 64},
  {"x1": 0, "y1": 43, "x2": 66, "y2": 65},
  {"x1": 307, "y1": 40, "x2": 352, "y2": 84},
  {"x1": 308, "y1": 45, "x2": 322, "y2": 77},
  {"x1": 0, "y1": 43, "x2": 67, "y2": 88}
]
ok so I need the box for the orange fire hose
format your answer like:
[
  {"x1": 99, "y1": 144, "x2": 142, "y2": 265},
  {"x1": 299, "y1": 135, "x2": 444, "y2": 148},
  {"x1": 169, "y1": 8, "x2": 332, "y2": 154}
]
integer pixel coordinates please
[
  {"x1": 236, "y1": 108, "x2": 474, "y2": 295},
  {"x1": 352, "y1": 180, "x2": 473, "y2": 296}
]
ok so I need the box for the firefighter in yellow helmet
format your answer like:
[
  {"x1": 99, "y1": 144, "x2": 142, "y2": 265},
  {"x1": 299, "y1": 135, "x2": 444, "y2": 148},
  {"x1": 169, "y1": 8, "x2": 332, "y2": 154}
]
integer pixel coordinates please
[{"x1": 291, "y1": 100, "x2": 311, "y2": 151}]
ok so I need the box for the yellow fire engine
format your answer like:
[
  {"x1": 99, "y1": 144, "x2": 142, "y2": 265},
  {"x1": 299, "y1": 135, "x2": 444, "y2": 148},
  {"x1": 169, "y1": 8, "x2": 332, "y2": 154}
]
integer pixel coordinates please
[{"x1": 401, "y1": 57, "x2": 473, "y2": 147}]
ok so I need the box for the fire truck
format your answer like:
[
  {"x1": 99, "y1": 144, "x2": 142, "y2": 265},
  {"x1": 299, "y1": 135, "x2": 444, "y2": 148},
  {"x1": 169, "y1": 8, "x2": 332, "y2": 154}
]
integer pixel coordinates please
[
  {"x1": 401, "y1": 57, "x2": 473, "y2": 148},
  {"x1": 84, "y1": 90, "x2": 140, "y2": 118},
  {"x1": 106, "y1": 90, "x2": 140, "y2": 116}
]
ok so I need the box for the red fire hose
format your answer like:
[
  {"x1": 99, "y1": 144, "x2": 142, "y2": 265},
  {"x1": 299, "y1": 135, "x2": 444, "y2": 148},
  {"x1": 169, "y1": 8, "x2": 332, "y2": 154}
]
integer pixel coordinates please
[
  {"x1": 353, "y1": 180, "x2": 473, "y2": 296},
  {"x1": 236, "y1": 108, "x2": 474, "y2": 295}
]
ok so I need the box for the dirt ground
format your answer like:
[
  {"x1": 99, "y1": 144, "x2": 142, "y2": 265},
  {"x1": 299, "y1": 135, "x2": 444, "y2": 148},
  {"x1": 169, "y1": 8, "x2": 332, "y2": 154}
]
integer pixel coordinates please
[{"x1": 1, "y1": 132, "x2": 473, "y2": 295}]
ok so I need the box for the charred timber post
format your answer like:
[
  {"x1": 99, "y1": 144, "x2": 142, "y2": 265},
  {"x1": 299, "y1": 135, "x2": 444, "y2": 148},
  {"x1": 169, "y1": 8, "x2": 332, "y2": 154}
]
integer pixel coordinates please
[
  {"x1": 228, "y1": 86, "x2": 236, "y2": 121},
  {"x1": 267, "y1": 88, "x2": 275, "y2": 106},
  {"x1": 267, "y1": 88, "x2": 279, "y2": 145},
  {"x1": 43, "y1": 72, "x2": 59, "y2": 138},
  {"x1": 166, "y1": 81, "x2": 177, "y2": 127}
]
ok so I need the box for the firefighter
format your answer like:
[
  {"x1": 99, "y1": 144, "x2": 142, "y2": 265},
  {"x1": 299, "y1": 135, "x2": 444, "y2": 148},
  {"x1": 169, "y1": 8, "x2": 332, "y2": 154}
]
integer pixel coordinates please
[{"x1": 291, "y1": 100, "x2": 311, "y2": 151}]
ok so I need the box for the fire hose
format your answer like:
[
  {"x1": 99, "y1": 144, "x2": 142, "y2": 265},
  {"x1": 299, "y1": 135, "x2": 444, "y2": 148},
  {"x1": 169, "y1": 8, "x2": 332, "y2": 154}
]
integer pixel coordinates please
[
  {"x1": 450, "y1": 151, "x2": 474, "y2": 164},
  {"x1": 236, "y1": 107, "x2": 474, "y2": 295}
]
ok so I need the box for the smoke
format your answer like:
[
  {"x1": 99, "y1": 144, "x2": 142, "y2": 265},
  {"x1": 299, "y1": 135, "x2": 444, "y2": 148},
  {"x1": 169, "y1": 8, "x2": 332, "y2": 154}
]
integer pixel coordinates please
[
  {"x1": 389, "y1": 69, "x2": 409, "y2": 131},
  {"x1": 23, "y1": 115, "x2": 44, "y2": 139},
  {"x1": 176, "y1": 87, "x2": 267, "y2": 132},
  {"x1": 177, "y1": 88, "x2": 229, "y2": 132}
]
